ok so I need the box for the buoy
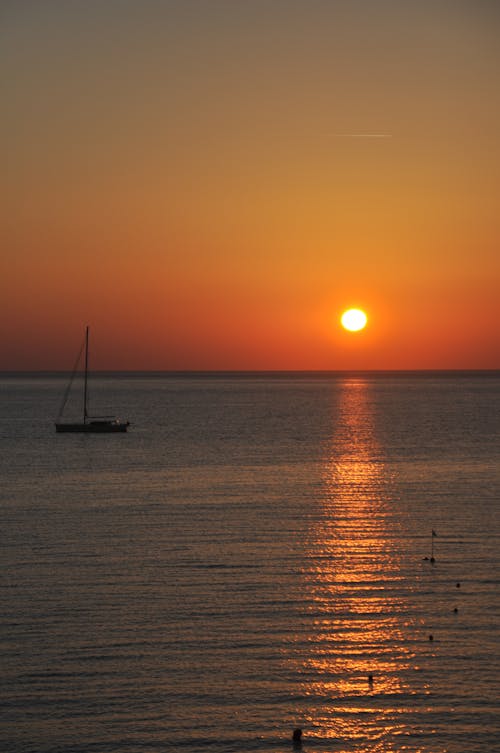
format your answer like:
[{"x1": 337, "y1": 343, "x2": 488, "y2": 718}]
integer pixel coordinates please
[{"x1": 292, "y1": 728, "x2": 302, "y2": 743}]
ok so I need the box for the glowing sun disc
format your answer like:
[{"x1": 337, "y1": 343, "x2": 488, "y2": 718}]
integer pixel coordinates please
[{"x1": 341, "y1": 308, "x2": 367, "y2": 332}]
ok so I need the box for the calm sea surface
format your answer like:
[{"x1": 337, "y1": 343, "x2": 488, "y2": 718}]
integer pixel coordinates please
[{"x1": 1, "y1": 373, "x2": 499, "y2": 753}]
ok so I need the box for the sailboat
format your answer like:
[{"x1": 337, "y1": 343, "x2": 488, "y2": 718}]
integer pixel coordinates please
[{"x1": 55, "y1": 326, "x2": 130, "y2": 433}]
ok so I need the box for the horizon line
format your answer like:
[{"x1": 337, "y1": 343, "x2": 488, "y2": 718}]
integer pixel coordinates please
[{"x1": 1, "y1": 368, "x2": 499, "y2": 378}]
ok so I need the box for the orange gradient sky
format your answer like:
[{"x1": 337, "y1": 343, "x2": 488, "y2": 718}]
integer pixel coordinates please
[{"x1": 2, "y1": 1, "x2": 499, "y2": 370}]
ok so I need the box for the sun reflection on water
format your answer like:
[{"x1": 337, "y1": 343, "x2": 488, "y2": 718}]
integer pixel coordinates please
[{"x1": 296, "y1": 379, "x2": 426, "y2": 751}]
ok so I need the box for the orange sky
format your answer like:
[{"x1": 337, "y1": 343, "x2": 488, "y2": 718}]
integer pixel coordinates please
[{"x1": 2, "y1": 1, "x2": 499, "y2": 370}]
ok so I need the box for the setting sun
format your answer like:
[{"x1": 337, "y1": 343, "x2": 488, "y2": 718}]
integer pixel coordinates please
[{"x1": 341, "y1": 308, "x2": 368, "y2": 332}]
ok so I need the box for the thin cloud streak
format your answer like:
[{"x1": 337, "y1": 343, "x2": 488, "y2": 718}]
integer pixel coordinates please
[{"x1": 332, "y1": 133, "x2": 393, "y2": 138}]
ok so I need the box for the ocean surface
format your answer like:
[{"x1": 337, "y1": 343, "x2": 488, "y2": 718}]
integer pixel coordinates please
[{"x1": 1, "y1": 372, "x2": 499, "y2": 753}]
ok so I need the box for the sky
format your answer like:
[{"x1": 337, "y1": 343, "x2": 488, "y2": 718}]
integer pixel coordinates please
[{"x1": 2, "y1": 0, "x2": 499, "y2": 370}]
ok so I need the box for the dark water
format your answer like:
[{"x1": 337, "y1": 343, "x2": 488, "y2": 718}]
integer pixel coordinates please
[{"x1": 1, "y1": 373, "x2": 499, "y2": 752}]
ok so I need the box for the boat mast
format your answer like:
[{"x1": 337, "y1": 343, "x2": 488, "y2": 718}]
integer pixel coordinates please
[{"x1": 83, "y1": 325, "x2": 89, "y2": 423}]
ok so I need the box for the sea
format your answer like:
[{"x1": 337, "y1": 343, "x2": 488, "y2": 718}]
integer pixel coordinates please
[{"x1": 1, "y1": 372, "x2": 499, "y2": 753}]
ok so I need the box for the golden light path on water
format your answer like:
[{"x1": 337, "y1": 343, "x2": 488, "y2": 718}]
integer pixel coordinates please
[{"x1": 297, "y1": 379, "x2": 429, "y2": 752}]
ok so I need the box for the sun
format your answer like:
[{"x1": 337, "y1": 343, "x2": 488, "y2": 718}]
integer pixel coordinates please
[{"x1": 341, "y1": 308, "x2": 368, "y2": 332}]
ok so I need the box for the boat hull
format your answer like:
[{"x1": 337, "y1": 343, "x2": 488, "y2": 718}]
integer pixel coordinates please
[{"x1": 55, "y1": 421, "x2": 130, "y2": 433}]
